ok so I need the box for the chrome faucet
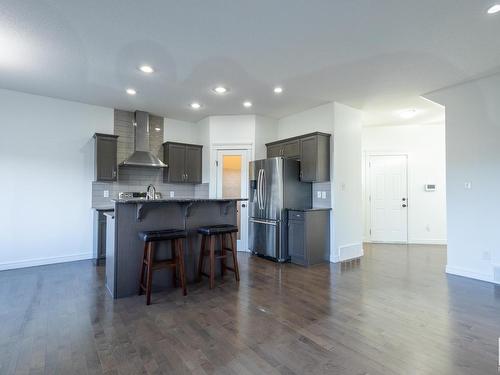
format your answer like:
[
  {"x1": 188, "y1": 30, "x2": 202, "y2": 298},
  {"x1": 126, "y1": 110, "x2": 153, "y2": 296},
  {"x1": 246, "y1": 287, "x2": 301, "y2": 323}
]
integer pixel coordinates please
[{"x1": 146, "y1": 184, "x2": 156, "y2": 200}]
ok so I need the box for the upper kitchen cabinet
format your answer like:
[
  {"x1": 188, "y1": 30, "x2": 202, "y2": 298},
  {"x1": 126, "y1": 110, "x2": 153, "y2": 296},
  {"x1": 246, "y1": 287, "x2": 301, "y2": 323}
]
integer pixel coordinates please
[
  {"x1": 266, "y1": 132, "x2": 331, "y2": 182},
  {"x1": 163, "y1": 142, "x2": 203, "y2": 183},
  {"x1": 93, "y1": 133, "x2": 118, "y2": 182},
  {"x1": 266, "y1": 140, "x2": 300, "y2": 159}
]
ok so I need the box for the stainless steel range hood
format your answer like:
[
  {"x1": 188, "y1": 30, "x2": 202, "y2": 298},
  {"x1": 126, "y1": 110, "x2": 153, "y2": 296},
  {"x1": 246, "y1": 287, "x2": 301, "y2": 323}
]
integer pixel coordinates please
[{"x1": 119, "y1": 111, "x2": 167, "y2": 168}]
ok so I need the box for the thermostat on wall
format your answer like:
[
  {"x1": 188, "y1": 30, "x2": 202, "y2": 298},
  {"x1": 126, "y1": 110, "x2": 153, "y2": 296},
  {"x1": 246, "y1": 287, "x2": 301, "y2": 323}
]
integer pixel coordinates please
[{"x1": 425, "y1": 184, "x2": 436, "y2": 192}]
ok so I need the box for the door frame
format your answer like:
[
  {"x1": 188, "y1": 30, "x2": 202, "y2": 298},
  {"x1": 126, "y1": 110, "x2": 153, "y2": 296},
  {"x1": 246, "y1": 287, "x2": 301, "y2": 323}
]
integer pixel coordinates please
[
  {"x1": 364, "y1": 152, "x2": 409, "y2": 244},
  {"x1": 213, "y1": 144, "x2": 252, "y2": 252}
]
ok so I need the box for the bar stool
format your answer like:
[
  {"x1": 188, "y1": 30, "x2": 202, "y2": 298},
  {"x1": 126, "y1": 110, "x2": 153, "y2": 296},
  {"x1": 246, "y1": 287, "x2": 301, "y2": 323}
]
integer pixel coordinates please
[
  {"x1": 138, "y1": 229, "x2": 187, "y2": 305},
  {"x1": 197, "y1": 224, "x2": 240, "y2": 289}
]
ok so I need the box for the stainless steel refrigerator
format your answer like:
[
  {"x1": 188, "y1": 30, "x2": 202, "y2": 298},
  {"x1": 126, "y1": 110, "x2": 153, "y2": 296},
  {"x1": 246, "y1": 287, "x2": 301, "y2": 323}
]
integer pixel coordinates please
[{"x1": 248, "y1": 157, "x2": 312, "y2": 262}]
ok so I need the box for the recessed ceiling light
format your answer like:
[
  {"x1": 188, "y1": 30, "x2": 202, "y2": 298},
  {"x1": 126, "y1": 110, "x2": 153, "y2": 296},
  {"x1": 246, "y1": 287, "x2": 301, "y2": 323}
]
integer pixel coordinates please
[
  {"x1": 487, "y1": 4, "x2": 500, "y2": 14},
  {"x1": 399, "y1": 109, "x2": 418, "y2": 119},
  {"x1": 126, "y1": 88, "x2": 137, "y2": 95},
  {"x1": 190, "y1": 102, "x2": 201, "y2": 110},
  {"x1": 273, "y1": 86, "x2": 283, "y2": 94},
  {"x1": 139, "y1": 65, "x2": 154, "y2": 73},
  {"x1": 243, "y1": 101, "x2": 252, "y2": 108},
  {"x1": 213, "y1": 86, "x2": 228, "y2": 94}
]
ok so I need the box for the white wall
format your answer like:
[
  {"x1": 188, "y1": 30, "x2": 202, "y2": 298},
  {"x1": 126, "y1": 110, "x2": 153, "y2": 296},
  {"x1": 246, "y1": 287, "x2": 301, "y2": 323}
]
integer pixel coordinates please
[
  {"x1": 362, "y1": 123, "x2": 447, "y2": 244},
  {"x1": 425, "y1": 73, "x2": 500, "y2": 284},
  {"x1": 278, "y1": 103, "x2": 334, "y2": 139},
  {"x1": 164, "y1": 118, "x2": 199, "y2": 144},
  {"x1": 255, "y1": 115, "x2": 278, "y2": 159},
  {"x1": 278, "y1": 102, "x2": 364, "y2": 262},
  {"x1": 0, "y1": 89, "x2": 113, "y2": 270},
  {"x1": 332, "y1": 102, "x2": 363, "y2": 261}
]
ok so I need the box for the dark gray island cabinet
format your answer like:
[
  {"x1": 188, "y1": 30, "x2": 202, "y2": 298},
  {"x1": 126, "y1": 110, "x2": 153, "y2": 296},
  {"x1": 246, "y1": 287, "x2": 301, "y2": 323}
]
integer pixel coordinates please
[{"x1": 105, "y1": 198, "x2": 245, "y2": 299}]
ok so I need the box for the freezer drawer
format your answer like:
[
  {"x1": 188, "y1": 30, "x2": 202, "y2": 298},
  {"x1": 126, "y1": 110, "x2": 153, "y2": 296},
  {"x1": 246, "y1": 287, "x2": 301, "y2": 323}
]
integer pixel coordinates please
[{"x1": 249, "y1": 219, "x2": 280, "y2": 260}]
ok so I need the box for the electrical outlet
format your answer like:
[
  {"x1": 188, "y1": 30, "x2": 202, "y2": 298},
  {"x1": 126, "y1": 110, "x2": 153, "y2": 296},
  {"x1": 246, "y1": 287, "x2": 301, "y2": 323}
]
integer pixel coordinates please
[
  {"x1": 426, "y1": 225, "x2": 430, "y2": 232},
  {"x1": 317, "y1": 191, "x2": 322, "y2": 198},
  {"x1": 321, "y1": 191, "x2": 327, "y2": 199},
  {"x1": 169, "y1": 191, "x2": 175, "y2": 198},
  {"x1": 103, "y1": 190, "x2": 109, "y2": 198},
  {"x1": 464, "y1": 182, "x2": 472, "y2": 190}
]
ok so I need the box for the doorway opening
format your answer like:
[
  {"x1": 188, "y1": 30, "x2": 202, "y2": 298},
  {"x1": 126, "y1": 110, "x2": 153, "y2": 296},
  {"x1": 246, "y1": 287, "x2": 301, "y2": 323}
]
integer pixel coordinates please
[{"x1": 215, "y1": 147, "x2": 251, "y2": 251}]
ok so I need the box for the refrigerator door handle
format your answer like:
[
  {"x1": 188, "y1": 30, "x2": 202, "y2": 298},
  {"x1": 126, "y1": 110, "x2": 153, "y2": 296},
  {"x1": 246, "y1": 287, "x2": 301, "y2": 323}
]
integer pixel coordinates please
[
  {"x1": 249, "y1": 219, "x2": 277, "y2": 226},
  {"x1": 257, "y1": 169, "x2": 262, "y2": 210},
  {"x1": 262, "y1": 169, "x2": 267, "y2": 209},
  {"x1": 258, "y1": 169, "x2": 264, "y2": 210}
]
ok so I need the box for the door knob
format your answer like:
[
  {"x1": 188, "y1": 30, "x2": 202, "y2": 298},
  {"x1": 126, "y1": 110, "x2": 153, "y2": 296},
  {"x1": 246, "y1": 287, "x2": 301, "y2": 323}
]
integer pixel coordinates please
[
  {"x1": 242, "y1": 204, "x2": 246, "y2": 208},
  {"x1": 402, "y1": 204, "x2": 407, "y2": 208},
  {"x1": 402, "y1": 198, "x2": 406, "y2": 201}
]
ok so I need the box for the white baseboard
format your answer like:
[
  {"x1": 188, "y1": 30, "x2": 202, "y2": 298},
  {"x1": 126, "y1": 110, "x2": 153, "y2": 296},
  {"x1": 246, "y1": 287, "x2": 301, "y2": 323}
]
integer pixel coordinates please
[
  {"x1": 408, "y1": 239, "x2": 447, "y2": 245},
  {"x1": 445, "y1": 265, "x2": 499, "y2": 285},
  {"x1": 0, "y1": 252, "x2": 93, "y2": 271},
  {"x1": 364, "y1": 239, "x2": 447, "y2": 245},
  {"x1": 331, "y1": 243, "x2": 364, "y2": 263}
]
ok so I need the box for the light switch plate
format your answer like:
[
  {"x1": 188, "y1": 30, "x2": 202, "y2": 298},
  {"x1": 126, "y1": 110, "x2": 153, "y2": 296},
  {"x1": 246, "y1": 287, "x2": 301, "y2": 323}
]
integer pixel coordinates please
[
  {"x1": 103, "y1": 190, "x2": 109, "y2": 198},
  {"x1": 169, "y1": 191, "x2": 175, "y2": 198},
  {"x1": 464, "y1": 182, "x2": 472, "y2": 190},
  {"x1": 317, "y1": 191, "x2": 322, "y2": 198},
  {"x1": 321, "y1": 191, "x2": 327, "y2": 199}
]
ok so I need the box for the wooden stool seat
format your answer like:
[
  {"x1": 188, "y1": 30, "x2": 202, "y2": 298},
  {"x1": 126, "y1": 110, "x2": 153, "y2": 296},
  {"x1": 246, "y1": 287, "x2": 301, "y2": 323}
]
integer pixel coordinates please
[
  {"x1": 197, "y1": 225, "x2": 240, "y2": 289},
  {"x1": 138, "y1": 229, "x2": 187, "y2": 305}
]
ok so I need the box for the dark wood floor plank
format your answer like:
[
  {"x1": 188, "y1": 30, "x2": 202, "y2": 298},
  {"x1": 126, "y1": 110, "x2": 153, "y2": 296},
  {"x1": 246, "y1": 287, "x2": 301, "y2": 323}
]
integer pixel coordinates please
[{"x1": 1, "y1": 243, "x2": 500, "y2": 374}]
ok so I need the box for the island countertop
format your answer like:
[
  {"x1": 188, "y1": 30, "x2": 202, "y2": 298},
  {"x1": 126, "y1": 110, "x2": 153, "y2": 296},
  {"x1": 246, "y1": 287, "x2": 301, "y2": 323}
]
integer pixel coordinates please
[{"x1": 112, "y1": 197, "x2": 247, "y2": 204}]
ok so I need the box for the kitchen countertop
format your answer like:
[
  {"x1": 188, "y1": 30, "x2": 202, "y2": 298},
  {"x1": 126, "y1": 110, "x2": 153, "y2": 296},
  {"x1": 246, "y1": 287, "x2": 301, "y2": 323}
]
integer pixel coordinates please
[{"x1": 112, "y1": 198, "x2": 247, "y2": 204}]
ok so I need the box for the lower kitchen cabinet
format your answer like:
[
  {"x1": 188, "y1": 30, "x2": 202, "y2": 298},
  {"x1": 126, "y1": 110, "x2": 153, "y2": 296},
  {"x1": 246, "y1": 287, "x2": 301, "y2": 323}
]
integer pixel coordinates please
[{"x1": 288, "y1": 209, "x2": 330, "y2": 266}]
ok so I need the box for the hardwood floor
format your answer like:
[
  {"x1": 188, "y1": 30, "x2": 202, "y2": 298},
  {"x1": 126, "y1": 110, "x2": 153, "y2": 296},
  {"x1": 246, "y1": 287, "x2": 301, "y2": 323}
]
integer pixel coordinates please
[{"x1": 1, "y1": 243, "x2": 499, "y2": 374}]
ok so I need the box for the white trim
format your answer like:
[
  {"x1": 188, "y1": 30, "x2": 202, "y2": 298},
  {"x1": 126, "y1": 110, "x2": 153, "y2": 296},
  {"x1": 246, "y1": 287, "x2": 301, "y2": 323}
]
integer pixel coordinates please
[
  {"x1": 445, "y1": 265, "x2": 499, "y2": 285},
  {"x1": 331, "y1": 243, "x2": 364, "y2": 263},
  {"x1": 0, "y1": 252, "x2": 93, "y2": 271}
]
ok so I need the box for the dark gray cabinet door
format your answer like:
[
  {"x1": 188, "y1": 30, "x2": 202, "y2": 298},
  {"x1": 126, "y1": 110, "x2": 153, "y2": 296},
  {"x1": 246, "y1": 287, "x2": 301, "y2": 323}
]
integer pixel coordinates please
[
  {"x1": 288, "y1": 219, "x2": 306, "y2": 265},
  {"x1": 267, "y1": 144, "x2": 282, "y2": 158},
  {"x1": 283, "y1": 140, "x2": 300, "y2": 159},
  {"x1": 165, "y1": 143, "x2": 186, "y2": 183},
  {"x1": 299, "y1": 136, "x2": 318, "y2": 182},
  {"x1": 185, "y1": 145, "x2": 202, "y2": 183},
  {"x1": 95, "y1": 135, "x2": 117, "y2": 182}
]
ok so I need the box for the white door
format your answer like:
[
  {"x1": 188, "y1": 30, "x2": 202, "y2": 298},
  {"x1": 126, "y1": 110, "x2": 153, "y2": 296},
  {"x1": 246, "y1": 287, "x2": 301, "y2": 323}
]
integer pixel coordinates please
[
  {"x1": 216, "y1": 149, "x2": 250, "y2": 251},
  {"x1": 369, "y1": 155, "x2": 408, "y2": 243}
]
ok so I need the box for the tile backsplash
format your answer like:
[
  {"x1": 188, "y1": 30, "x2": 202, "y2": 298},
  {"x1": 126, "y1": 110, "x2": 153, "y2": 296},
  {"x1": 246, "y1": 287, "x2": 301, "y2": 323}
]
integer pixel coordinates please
[
  {"x1": 91, "y1": 110, "x2": 207, "y2": 209},
  {"x1": 312, "y1": 181, "x2": 332, "y2": 209}
]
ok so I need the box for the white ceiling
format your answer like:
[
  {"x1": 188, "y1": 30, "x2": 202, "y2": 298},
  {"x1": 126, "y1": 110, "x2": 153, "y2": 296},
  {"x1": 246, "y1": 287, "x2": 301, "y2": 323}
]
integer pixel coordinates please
[{"x1": 0, "y1": 0, "x2": 499, "y2": 123}]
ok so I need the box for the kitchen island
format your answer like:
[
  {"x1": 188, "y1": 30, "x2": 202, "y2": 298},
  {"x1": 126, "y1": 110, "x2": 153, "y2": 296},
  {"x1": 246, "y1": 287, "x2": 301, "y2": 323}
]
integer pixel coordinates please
[{"x1": 105, "y1": 198, "x2": 245, "y2": 298}]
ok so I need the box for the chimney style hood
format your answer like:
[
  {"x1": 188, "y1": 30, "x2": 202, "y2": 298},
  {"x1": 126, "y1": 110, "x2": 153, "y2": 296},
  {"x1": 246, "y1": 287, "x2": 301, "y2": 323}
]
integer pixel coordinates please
[{"x1": 119, "y1": 111, "x2": 167, "y2": 168}]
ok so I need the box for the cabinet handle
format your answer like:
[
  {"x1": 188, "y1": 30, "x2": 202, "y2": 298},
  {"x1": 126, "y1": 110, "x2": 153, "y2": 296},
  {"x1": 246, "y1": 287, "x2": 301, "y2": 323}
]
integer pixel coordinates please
[
  {"x1": 185, "y1": 173, "x2": 188, "y2": 181},
  {"x1": 112, "y1": 169, "x2": 117, "y2": 178}
]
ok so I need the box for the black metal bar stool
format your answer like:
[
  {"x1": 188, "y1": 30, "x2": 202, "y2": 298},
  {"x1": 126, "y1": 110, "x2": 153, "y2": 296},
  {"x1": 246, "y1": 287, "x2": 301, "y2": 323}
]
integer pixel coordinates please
[
  {"x1": 197, "y1": 224, "x2": 240, "y2": 289},
  {"x1": 138, "y1": 229, "x2": 187, "y2": 305}
]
